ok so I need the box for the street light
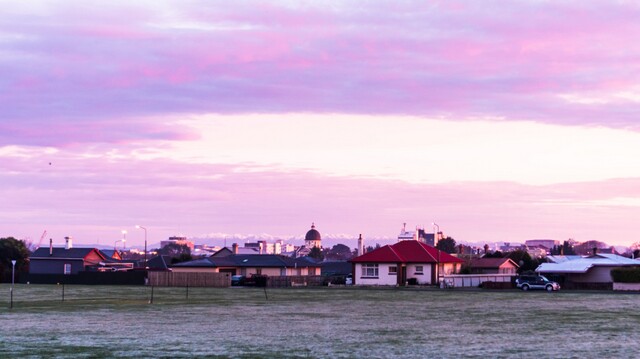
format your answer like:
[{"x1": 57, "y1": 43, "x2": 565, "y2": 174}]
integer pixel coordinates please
[
  {"x1": 432, "y1": 222, "x2": 440, "y2": 286},
  {"x1": 136, "y1": 225, "x2": 148, "y2": 268},
  {"x1": 10, "y1": 259, "x2": 16, "y2": 309}
]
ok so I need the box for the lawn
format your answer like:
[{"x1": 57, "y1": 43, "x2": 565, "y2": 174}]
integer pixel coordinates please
[{"x1": 1, "y1": 284, "x2": 639, "y2": 358}]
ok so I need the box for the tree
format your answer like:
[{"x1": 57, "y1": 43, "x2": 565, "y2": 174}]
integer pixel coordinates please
[
  {"x1": 326, "y1": 243, "x2": 353, "y2": 260},
  {"x1": 0, "y1": 237, "x2": 30, "y2": 282},
  {"x1": 170, "y1": 253, "x2": 193, "y2": 264},
  {"x1": 157, "y1": 243, "x2": 191, "y2": 258},
  {"x1": 309, "y1": 246, "x2": 324, "y2": 261},
  {"x1": 483, "y1": 250, "x2": 504, "y2": 258},
  {"x1": 436, "y1": 237, "x2": 456, "y2": 254},
  {"x1": 507, "y1": 249, "x2": 539, "y2": 274}
]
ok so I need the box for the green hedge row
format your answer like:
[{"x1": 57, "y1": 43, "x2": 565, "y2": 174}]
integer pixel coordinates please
[{"x1": 611, "y1": 267, "x2": 640, "y2": 283}]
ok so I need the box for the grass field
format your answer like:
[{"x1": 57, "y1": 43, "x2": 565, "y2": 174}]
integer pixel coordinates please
[{"x1": 1, "y1": 284, "x2": 639, "y2": 358}]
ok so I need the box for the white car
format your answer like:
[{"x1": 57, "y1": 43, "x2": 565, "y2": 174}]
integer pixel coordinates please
[{"x1": 345, "y1": 274, "x2": 353, "y2": 285}]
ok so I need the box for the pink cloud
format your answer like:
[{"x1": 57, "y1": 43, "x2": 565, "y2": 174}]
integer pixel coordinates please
[{"x1": 2, "y1": 152, "x2": 639, "y2": 247}]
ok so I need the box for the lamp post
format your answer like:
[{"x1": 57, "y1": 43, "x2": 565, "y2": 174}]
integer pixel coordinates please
[
  {"x1": 136, "y1": 225, "x2": 148, "y2": 268},
  {"x1": 10, "y1": 259, "x2": 16, "y2": 309},
  {"x1": 432, "y1": 222, "x2": 440, "y2": 286}
]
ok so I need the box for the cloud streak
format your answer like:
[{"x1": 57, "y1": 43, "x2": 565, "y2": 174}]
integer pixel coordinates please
[{"x1": 2, "y1": 1, "x2": 640, "y2": 147}]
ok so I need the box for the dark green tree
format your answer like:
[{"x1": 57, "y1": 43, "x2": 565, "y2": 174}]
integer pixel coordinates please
[
  {"x1": 436, "y1": 237, "x2": 457, "y2": 254},
  {"x1": 507, "y1": 249, "x2": 539, "y2": 273},
  {"x1": 483, "y1": 250, "x2": 504, "y2": 258},
  {"x1": 0, "y1": 237, "x2": 30, "y2": 282},
  {"x1": 308, "y1": 246, "x2": 324, "y2": 261},
  {"x1": 326, "y1": 243, "x2": 353, "y2": 260},
  {"x1": 157, "y1": 243, "x2": 191, "y2": 258}
]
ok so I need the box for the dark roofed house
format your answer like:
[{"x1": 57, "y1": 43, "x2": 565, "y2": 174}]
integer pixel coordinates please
[
  {"x1": 469, "y1": 257, "x2": 519, "y2": 275},
  {"x1": 146, "y1": 255, "x2": 174, "y2": 271},
  {"x1": 100, "y1": 249, "x2": 123, "y2": 261},
  {"x1": 171, "y1": 254, "x2": 321, "y2": 277},
  {"x1": 30, "y1": 247, "x2": 107, "y2": 275}
]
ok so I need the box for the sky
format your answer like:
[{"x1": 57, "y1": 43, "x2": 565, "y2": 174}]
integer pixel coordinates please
[{"x1": 2, "y1": 0, "x2": 640, "y2": 248}]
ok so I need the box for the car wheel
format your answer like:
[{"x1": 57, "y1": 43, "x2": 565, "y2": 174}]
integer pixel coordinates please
[
  {"x1": 521, "y1": 284, "x2": 529, "y2": 291},
  {"x1": 546, "y1": 285, "x2": 553, "y2": 292}
]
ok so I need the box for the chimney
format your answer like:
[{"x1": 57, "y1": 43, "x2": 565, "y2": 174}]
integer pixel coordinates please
[
  {"x1": 358, "y1": 234, "x2": 364, "y2": 256},
  {"x1": 65, "y1": 236, "x2": 73, "y2": 249},
  {"x1": 593, "y1": 247, "x2": 598, "y2": 256},
  {"x1": 484, "y1": 244, "x2": 489, "y2": 254},
  {"x1": 232, "y1": 243, "x2": 239, "y2": 254},
  {"x1": 458, "y1": 244, "x2": 463, "y2": 254},
  {"x1": 49, "y1": 238, "x2": 53, "y2": 256}
]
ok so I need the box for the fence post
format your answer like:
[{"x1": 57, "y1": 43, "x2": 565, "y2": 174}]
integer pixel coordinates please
[
  {"x1": 62, "y1": 282, "x2": 65, "y2": 302},
  {"x1": 186, "y1": 285, "x2": 189, "y2": 300},
  {"x1": 149, "y1": 285, "x2": 154, "y2": 304}
]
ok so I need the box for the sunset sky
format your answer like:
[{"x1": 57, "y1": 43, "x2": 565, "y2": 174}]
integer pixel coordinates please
[{"x1": 2, "y1": 1, "x2": 640, "y2": 248}]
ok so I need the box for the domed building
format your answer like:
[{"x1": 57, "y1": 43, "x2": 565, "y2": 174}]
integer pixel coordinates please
[{"x1": 305, "y1": 223, "x2": 322, "y2": 249}]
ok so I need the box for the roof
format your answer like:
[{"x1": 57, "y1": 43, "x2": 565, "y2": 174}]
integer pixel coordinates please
[
  {"x1": 147, "y1": 255, "x2": 173, "y2": 270},
  {"x1": 305, "y1": 223, "x2": 321, "y2": 242},
  {"x1": 211, "y1": 247, "x2": 260, "y2": 257},
  {"x1": 171, "y1": 254, "x2": 321, "y2": 268},
  {"x1": 537, "y1": 254, "x2": 640, "y2": 274},
  {"x1": 350, "y1": 240, "x2": 463, "y2": 264},
  {"x1": 31, "y1": 247, "x2": 106, "y2": 260},
  {"x1": 100, "y1": 249, "x2": 120, "y2": 259},
  {"x1": 470, "y1": 257, "x2": 519, "y2": 269}
]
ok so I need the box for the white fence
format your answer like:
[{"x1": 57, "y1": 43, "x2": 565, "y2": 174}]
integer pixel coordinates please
[{"x1": 442, "y1": 274, "x2": 513, "y2": 288}]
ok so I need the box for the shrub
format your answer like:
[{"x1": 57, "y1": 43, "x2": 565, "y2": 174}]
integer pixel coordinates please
[{"x1": 611, "y1": 267, "x2": 640, "y2": 283}]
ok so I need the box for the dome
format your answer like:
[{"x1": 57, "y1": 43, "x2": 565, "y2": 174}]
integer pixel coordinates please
[{"x1": 305, "y1": 223, "x2": 321, "y2": 242}]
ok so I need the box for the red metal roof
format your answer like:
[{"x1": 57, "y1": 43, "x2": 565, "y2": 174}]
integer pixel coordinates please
[{"x1": 351, "y1": 240, "x2": 464, "y2": 264}]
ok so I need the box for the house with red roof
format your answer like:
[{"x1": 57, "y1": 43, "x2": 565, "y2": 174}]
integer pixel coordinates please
[
  {"x1": 469, "y1": 257, "x2": 519, "y2": 275},
  {"x1": 350, "y1": 240, "x2": 464, "y2": 286}
]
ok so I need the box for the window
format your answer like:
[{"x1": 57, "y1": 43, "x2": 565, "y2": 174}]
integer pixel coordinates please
[
  {"x1": 388, "y1": 266, "x2": 397, "y2": 275},
  {"x1": 256, "y1": 268, "x2": 262, "y2": 275},
  {"x1": 415, "y1": 265, "x2": 424, "y2": 275},
  {"x1": 63, "y1": 263, "x2": 71, "y2": 275},
  {"x1": 361, "y1": 264, "x2": 379, "y2": 278}
]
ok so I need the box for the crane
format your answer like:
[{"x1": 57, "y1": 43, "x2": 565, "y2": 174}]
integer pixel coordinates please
[{"x1": 36, "y1": 230, "x2": 47, "y2": 249}]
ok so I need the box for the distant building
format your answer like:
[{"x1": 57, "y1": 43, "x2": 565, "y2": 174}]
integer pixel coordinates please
[
  {"x1": 397, "y1": 223, "x2": 438, "y2": 246},
  {"x1": 160, "y1": 236, "x2": 195, "y2": 251},
  {"x1": 244, "y1": 239, "x2": 293, "y2": 255},
  {"x1": 525, "y1": 239, "x2": 559, "y2": 250},
  {"x1": 305, "y1": 223, "x2": 322, "y2": 249}
]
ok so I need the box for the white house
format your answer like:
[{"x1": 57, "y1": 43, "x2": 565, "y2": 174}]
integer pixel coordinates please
[{"x1": 350, "y1": 240, "x2": 463, "y2": 286}]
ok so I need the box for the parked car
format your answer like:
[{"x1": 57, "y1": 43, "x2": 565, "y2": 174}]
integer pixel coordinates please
[
  {"x1": 231, "y1": 275, "x2": 245, "y2": 286},
  {"x1": 516, "y1": 275, "x2": 560, "y2": 291}
]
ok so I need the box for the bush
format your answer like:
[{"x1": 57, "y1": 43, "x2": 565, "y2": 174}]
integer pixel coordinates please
[{"x1": 611, "y1": 267, "x2": 640, "y2": 283}]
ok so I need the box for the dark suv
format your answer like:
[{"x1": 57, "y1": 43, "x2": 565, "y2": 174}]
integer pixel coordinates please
[{"x1": 515, "y1": 275, "x2": 560, "y2": 291}]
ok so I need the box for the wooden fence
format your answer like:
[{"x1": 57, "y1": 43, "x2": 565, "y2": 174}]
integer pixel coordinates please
[{"x1": 148, "y1": 272, "x2": 231, "y2": 287}]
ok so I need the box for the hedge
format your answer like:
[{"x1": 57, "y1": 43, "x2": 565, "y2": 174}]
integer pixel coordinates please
[{"x1": 611, "y1": 267, "x2": 640, "y2": 283}]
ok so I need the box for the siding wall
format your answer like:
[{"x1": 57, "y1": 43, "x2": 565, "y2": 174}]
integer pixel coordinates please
[
  {"x1": 30, "y1": 259, "x2": 84, "y2": 275},
  {"x1": 406, "y1": 263, "x2": 433, "y2": 285},
  {"x1": 354, "y1": 263, "x2": 398, "y2": 286}
]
